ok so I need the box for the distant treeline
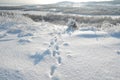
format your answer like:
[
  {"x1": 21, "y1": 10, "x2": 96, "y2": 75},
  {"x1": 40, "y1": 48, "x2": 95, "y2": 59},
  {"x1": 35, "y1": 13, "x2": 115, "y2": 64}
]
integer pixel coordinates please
[
  {"x1": 1, "y1": 11, "x2": 120, "y2": 28},
  {"x1": 0, "y1": 6, "x2": 24, "y2": 10},
  {"x1": 0, "y1": 4, "x2": 120, "y2": 15},
  {"x1": 23, "y1": 13, "x2": 120, "y2": 27},
  {"x1": 39, "y1": 5, "x2": 120, "y2": 15}
]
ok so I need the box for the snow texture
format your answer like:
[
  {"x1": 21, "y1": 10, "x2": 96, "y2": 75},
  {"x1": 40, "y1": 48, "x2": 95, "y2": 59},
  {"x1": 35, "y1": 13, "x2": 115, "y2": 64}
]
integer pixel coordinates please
[{"x1": 0, "y1": 11, "x2": 120, "y2": 80}]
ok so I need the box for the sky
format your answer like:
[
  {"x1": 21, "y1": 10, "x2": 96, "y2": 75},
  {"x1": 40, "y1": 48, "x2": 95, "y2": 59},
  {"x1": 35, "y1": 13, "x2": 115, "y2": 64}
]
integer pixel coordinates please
[{"x1": 0, "y1": 0, "x2": 113, "y2": 4}]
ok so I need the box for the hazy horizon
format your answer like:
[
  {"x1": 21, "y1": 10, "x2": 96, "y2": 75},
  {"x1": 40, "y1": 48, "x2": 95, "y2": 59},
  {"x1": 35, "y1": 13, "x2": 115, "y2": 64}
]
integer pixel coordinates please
[{"x1": 0, "y1": 0, "x2": 113, "y2": 5}]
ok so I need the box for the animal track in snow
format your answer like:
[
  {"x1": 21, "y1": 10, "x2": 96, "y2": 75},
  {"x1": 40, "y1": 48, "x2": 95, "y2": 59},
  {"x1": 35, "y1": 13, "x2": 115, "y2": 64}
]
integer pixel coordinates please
[
  {"x1": 57, "y1": 56, "x2": 62, "y2": 64},
  {"x1": 51, "y1": 76, "x2": 60, "y2": 80},
  {"x1": 50, "y1": 65, "x2": 57, "y2": 76},
  {"x1": 116, "y1": 50, "x2": 120, "y2": 55},
  {"x1": 63, "y1": 42, "x2": 70, "y2": 46},
  {"x1": 47, "y1": 28, "x2": 64, "y2": 80}
]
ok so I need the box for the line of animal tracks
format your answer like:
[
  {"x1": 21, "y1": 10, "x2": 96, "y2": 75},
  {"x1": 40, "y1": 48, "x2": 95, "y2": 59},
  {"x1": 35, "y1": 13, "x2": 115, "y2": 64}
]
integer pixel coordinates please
[
  {"x1": 48, "y1": 29, "x2": 64, "y2": 80},
  {"x1": 30, "y1": 26, "x2": 65, "y2": 80}
]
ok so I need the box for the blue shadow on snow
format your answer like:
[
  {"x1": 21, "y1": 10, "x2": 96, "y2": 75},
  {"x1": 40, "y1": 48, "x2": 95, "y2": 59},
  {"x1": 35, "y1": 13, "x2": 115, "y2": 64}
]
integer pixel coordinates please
[{"x1": 30, "y1": 49, "x2": 51, "y2": 65}]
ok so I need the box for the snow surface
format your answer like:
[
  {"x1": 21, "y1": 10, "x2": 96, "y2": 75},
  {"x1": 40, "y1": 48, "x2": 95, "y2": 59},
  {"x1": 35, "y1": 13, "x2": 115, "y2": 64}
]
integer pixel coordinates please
[{"x1": 0, "y1": 13, "x2": 120, "y2": 80}]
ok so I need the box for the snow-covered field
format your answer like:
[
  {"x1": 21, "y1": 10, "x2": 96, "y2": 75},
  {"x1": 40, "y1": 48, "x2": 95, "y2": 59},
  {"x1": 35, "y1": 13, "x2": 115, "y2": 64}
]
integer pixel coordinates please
[{"x1": 0, "y1": 11, "x2": 120, "y2": 80}]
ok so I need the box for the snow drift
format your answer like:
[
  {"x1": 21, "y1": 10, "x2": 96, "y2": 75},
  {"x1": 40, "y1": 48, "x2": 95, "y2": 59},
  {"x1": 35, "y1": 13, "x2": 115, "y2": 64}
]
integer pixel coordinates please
[{"x1": 0, "y1": 11, "x2": 120, "y2": 80}]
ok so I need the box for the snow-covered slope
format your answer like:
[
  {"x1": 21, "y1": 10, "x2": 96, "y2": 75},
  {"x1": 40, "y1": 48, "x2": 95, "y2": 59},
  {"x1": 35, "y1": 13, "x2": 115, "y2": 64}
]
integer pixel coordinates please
[{"x1": 0, "y1": 13, "x2": 120, "y2": 80}]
